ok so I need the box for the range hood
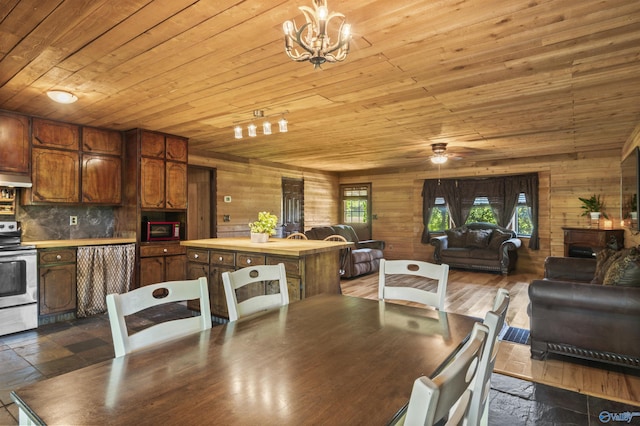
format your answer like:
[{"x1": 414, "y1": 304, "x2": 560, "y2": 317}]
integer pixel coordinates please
[{"x1": 0, "y1": 173, "x2": 32, "y2": 188}]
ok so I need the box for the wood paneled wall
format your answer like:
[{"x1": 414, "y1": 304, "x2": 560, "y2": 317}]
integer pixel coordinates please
[
  {"x1": 340, "y1": 149, "x2": 622, "y2": 275},
  {"x1": 188, "y1": 154, "x2": 339, "y2": 237},
  {"x1": 190, "y1": 148, "x2": 624, "y2": 276}
]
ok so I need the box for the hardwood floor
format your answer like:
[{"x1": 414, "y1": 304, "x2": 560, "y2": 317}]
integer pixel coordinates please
[{"x1": 341, "y1": 269, "x2": 640, "y2": 407}]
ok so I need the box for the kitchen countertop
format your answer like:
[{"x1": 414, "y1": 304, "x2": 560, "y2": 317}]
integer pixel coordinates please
[
  {"x1": 181, "y1": 237, "x2": 352, "y2": 256},
  {"x1": 25, "y1": 238, "x2": 136, "y2": 249}
]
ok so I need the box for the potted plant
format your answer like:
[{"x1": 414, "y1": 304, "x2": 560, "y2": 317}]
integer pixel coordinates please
[
  {"x1": 578, "y1": 194, "x2": 608, "y2": 220},
  {"x1": 248, "y1": 211, "x2": 278, "y2": 243}
]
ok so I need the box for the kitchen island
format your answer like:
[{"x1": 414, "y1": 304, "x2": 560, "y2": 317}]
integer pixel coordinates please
[{"x1": 181, "y1": 237, "x2": 352, "y2": 319}]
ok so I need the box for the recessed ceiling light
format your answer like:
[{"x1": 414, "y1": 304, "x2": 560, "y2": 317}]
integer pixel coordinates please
[{"x1": 47, "y1": 90, "x2": 78, "y2": 104}]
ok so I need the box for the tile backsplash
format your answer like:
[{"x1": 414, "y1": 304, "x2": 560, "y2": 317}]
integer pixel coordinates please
[{"x1": 17, "y1": 205, "x2": 115, "y2": 241}]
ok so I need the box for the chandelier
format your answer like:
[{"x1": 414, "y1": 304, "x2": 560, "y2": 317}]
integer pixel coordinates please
[
  {"x1": 283, "y1": 0, "x2": 351, "y2": 68},
  {"x1": 234, "y1": 110, "x2": 289, "y2": 139}
]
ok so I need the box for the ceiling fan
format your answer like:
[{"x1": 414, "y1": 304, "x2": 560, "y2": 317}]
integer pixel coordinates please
[{"x1": 430, "y1": 143, "x2": 450, "y2": 164}]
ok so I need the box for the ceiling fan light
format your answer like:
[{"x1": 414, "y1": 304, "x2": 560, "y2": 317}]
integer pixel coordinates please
[
  {"x1": 47, "y1": 90, "x2": 78, "y2": 104},
  {"x1": 431, "y1": 155, "x2": 448, "y2": 165}
]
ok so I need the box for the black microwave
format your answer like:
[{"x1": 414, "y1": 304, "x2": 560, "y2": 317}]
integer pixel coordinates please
[{"x1": 142, "y1": 221, "x2": 181, "y2": 242}]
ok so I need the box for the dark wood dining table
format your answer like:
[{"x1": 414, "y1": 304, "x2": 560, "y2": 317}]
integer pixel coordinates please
[{"x1": 11, "y1": 294, "x2": 477, "y2": 425}]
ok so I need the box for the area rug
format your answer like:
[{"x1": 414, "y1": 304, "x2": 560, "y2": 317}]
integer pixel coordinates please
[{"x1": 498, "y1": 326, "x2": 530, "y2": 345}]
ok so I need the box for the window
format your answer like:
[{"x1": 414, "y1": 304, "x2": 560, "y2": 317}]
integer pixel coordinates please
[
  {"x1": 342, "y1": 185, "x2": 368, "y2": 224},
  {"x1": 514, "y1": 193, "x2": 533, "y2": 237},
  {"x1": 427, "y1": 197, "x2": 450, "y2": 232},
  {"x1": 465, "y1": 197, "x2": 497, "y2": 224}
]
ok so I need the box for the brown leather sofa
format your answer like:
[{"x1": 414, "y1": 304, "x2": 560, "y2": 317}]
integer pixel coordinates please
[
  {"x1": 529, "y1": 256, "x2": 640, "y2": 369},
  {"x1": 304, "y1": 225, "x2": 385, "y2": 278},
  {"x1": 430, "y1": 222, "x2": 521, "y2": 275}
]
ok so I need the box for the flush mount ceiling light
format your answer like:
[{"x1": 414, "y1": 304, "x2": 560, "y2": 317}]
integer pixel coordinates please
[
  {"x1": 46, "y1": 90, "x2": 78, "y2": 104},
  {"x1": 430, "y1": 143, "x2": 449, "y2": 164},
  {"x1": 233, "y1": 110, "x2": 289, "y2": 140},
  {"x1": 283, "y1": 0, "x2": 351, "y2": 69}
]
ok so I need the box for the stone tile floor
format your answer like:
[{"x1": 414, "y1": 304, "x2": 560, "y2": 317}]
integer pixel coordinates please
[{"x1": 1, "y1": 304, "x2": 639, "y2": 425}]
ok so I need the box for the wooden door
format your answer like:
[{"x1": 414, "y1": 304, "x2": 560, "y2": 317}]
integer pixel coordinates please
[
  {"x1": 0, "y1": 112, "x2": 30, "y2": 174},
  {"x1": 139, "y1": 256, "x2": 164, "y2": 286},
  {"x1": 39, "y1": 264, "x2": 77, "y2": 315},
  {"x1": 165, "y1": 255, "x2": 186, "y2": 282},
  {"x1": 187, "y1": 166, "x2": 215, "y2": 240},
  {"x1": 282, "y1": 177, "x2": 304, "y2": 236}
]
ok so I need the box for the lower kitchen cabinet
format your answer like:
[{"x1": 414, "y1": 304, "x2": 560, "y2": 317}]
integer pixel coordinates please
[
  {"x1": 38, "y1": 248, "x2": 77, "y2": 316},
  {"x1": 139, "y1": 243, "x2": 186, "y2": 286}
]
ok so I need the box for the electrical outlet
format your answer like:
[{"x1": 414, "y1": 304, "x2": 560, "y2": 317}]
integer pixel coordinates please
[{"x1": 70, "y1": 216, "x2": 78, "y2": 225}]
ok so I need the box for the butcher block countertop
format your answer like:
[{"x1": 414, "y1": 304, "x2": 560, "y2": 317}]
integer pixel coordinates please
[
  {"x1": 25, "y1": 238, "x2": 136, "y2": 249},
  {"x1": 181, "y1": 237, "x2": 352, "y2": 256}
]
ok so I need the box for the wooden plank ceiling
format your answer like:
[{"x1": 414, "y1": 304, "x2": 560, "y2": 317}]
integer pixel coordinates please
[{"x1": 1, "y1": 0, "x2": 639, "y2": 172}]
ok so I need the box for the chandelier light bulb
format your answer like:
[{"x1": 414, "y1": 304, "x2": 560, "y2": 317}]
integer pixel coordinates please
[{"x1": 263, "y1": 121, "x2": 272, "y2": 135}]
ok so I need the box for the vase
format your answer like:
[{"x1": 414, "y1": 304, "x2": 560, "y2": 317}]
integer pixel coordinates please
[
  {"x1": 251, "y1": 232, "x2": 269, "y2": 243},
  {"x1": 589, "y1": 212, "x2": 601, "y2": 229}
]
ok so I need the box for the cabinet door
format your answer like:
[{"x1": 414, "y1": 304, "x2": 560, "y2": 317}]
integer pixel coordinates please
[
  {"x1": 82, "y1": 127, "x2": 123, "y2": 156},
  {"x1": 31, "y1": 148, "x2": 80, "y2": 203},
  {"x1": 32, "y1": 118, "x2": 80, "y2": 150},
  {"x1": 165, "y1": 255, "x2": 186, "y2": 282},
  {"x1": 187, "y1": 262, "x2": 209, "y2": 312},
  {"x1": 0, "y1": 112, "x2": 30, "y2": 174},
  {"x1": 210, "y1": 265, "x2": 233, "y2": 318},
  {"x1": 165, "y1": 161, "x2": 187, "y2": 209},
  {"x1": 140, "y1": 131, "x2": 165, "y2": 158},
  {"x1": 166, "y1": 136, "x2": 187, "y2": 162},
  {"x1": 140, "y1": 157, "x2": 165, "y2": 208},
  {"x1": 39, "y1": 264, "x2": 77, "y2": 315},
  {"x1": 82, "y1": 154, "x2": 122, "y2": 204},
  {"x1": 140, "y1": 256, "x2": 164, "y2": 286}
]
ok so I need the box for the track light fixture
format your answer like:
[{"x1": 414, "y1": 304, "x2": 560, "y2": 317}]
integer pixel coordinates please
[{"x1": 233, "y1": 110, "x2": 289, "y2": 139}]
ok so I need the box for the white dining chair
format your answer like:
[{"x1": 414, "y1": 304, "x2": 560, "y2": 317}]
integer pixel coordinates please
[
  {"x1": 222, "y1": 263, "x2": 289, "y2": 321},
  {"x1": 378, "y1": 259, "x2": 449, "y2": 310},
  {"x1": 106, "y1": 277, "x2": 212, "y2": 358},
  {"x1": 401, "y1": 322, "x2": 489, "y2": 426},
  {"x1": 286, "y1": 232, "x2": 308, "y2": 240},
  {"x1": 466, "y1": 288, "x2": 510, "y2": 426}
]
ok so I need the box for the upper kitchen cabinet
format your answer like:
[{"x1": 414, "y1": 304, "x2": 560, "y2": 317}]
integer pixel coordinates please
[
  {"x1": 132, "y1": 130, "x2": 188, "y2": 210},
  {"x1": 0, "y1": 111, "x2": 30, "y2": 175},
  {"x1": 81, "y1": 127, "x2": 123, "y2": 204},
  {"x1": 25, "y1": 118, "x2": 123, "y2": 205},
  {"x1": 32, "y1": 118, "x2": 80, "y2": 150}
]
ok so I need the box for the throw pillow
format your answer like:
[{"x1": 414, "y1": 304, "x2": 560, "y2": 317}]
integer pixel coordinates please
[
  {"x1": 603, "y1": 247, "x2": 640, "y2": 287},
  {"x1": 488, "y1": 229, "x2": 512, "y2": 250},
  {"x1": 466, "y1": 229, "x2": 492, "y2": 249},
  {"x1": 445, "y1": 228, "x2": 467, "y2": 247},
  {"x1": 592, "y1": 248, "x2": 627, "y2": 284}
]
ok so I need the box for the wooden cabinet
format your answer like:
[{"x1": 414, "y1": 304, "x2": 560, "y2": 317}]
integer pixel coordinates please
[
  {"x1": 184, "y1": 242, "x2": 338, "y2": 320},
  {"x1": 139, "y1": 131, "x2": 188, "y2": 210},
  {"x1": 0, "y1": 188, "x2": 17, "y2": 215},
  {"x1": 562, "y1": 227, "x2": 625, "y2": 257},
  {"x1": 139, "y1": 243, "x2": 186, "y2": 286},
  {"x1": 31, "y1": 147, "x2": 80, "y2": 203},
  {"x1": 81, "y1": 127, "x2": 123, "y2": 204},
  {"x1": 38, "y1": 248, "x2": 77, "y2": 316},
  {"x1": 27, "y1": 119, "x2": 123, "y2": 205},
  {"x1": 0, "y1": 111, "x2": 30, "y2": 174}
]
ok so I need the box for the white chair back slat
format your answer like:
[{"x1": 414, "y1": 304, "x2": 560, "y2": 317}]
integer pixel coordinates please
[{"x1": 378, "y1": 259, "x2": 449, "y2": 310}]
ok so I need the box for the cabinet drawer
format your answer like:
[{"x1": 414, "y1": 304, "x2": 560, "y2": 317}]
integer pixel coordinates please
[
  {"x1": 237, "y1": 252, "x2": 265, "y2": 267},
  {"x1": 187, "y1": 249, "x2": 209, "y2": 263},
  {"x1": 210, "y1": 251, "x2": 235, "y2": 267},
  {"x1": 140, "y1": 244, "x2": 186, "y2": 257},
  {"x1": 267, "y1": 256, "x2": 301, "y2": 276},
  {"x1": 39, "y1": 248, "x2": 76, "y2": 264}
]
